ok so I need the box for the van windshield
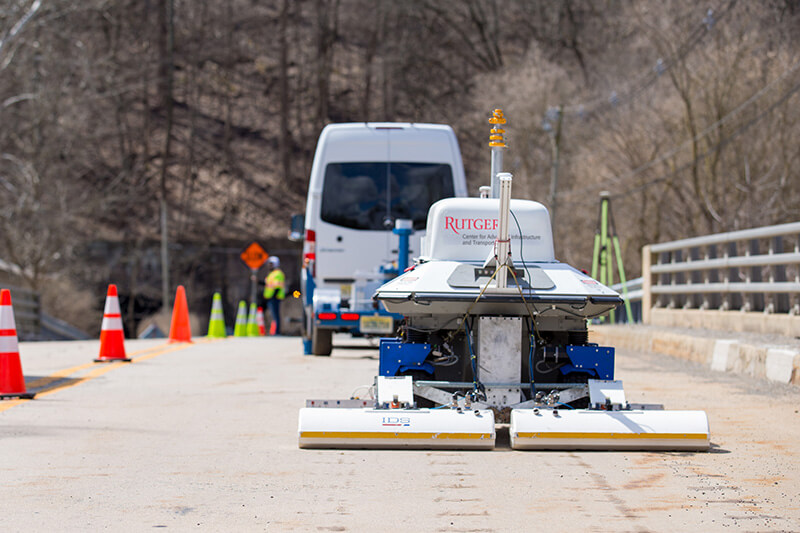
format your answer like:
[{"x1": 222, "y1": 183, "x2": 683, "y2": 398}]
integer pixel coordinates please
[{"x1": 321, "y1": 162, "x2": 455, "y2": 230}]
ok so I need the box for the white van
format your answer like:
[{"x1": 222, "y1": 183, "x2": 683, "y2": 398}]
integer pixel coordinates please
[{"x1": 297, "y1": 123, "x2": 468, "y2": 355}]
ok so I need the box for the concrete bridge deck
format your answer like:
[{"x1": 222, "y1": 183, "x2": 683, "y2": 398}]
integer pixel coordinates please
[{"x1": 1, "y1": 336, "x2": 798, "y2": 531}]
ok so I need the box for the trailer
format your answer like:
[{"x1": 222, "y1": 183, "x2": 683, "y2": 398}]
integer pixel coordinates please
[{"x1": 297, "y1": 110, "x2": 710, "y2": 451}]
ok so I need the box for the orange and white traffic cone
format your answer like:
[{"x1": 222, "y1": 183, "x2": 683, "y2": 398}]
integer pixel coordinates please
[
  {"x1": 0, "y1": 289, "x2": 35, "y2": 399},
  {"x1": 168, "y1": 285, "x2": 193, "y2": 343},
  {"x1": 95, "y1": 284, "x2": 131, "y2": 362},
  {"x1": 256, "y1": 306, "x2": 266, "y2": 336}
]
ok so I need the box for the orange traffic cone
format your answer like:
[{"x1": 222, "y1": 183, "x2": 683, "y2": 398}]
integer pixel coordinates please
[
  {"x1": 0, "y1": 289, "x2": 35, "y2": 399},
  {"x1": 168, "y1": 285, "x2": 192, "y2": 343},
  {"x1": 95, "y1": 284, "x2": 131, "y2": 362},
  {"x1": 256, "y1": 306, "x2": 266, "y2": 336},
  {"x1": 269, "y1": 320, "x2": 277, "y2": 336}
]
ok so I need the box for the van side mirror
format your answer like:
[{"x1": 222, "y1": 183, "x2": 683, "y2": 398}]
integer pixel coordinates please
[{"x1": 288, "y1": 213, "x2": 305, "y2": 242}]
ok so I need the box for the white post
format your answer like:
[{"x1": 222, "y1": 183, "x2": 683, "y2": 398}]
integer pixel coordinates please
[
  {"x1": 642, "y1": 245, "x2": 652, "y2": 324},
  {"x1": 496, "y1": 172, "x2": 513, "y2": 289},
  {"x1": 490, "y1": 147, "x2": 504, "y2": 198}
]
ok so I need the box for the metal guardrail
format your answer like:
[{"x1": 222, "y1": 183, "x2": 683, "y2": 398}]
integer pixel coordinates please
[
  {"x1": 641, "y1": 221, "x2": 800, "y2": 323},
  {"x1": 611, "y1": 277, "x2": 643, "y2": 301},
  {"x1": 40, "y1": 312, "x2": 91, "y2": 341},
  {"x1": 610, "y1": 277, "x2": 643, "y2": 323},
  {"x1": 4, "y1": 285, "x2": 41, "y2": 340}
]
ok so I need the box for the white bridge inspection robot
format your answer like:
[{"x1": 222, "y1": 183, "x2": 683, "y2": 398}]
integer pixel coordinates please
[{"x1": 297, "y1": 110, "x2": 710, "y2": 451}]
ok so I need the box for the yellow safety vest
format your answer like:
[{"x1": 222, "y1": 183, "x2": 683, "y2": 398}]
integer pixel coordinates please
[{"x1": 264, "y1": 269, "x2": 286, "y2": 300}]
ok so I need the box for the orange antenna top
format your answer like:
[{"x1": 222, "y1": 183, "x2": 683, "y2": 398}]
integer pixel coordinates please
[{"x1": 489, "y1": 109, "x2": 506, "y2": 147}]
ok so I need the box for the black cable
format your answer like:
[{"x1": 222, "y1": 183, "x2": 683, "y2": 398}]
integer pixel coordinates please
[
  {"x1": 464, "y1": 319, "x2": 478, "y2": 388},
  {"x1": 527, "y1": 317, "x2": 536, "y2": 393},
  {"x1": 463, "y1": 319, "x2": 485, "y2": 401},
  {"x1": 509, "y1": 209, "x2": 532, "y2": 284}
]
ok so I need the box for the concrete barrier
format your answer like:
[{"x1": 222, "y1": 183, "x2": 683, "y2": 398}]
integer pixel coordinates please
[
  {"x1": 649, "y1": 308, "x2": 800, "y2": 338},
  {"x1": 590, "y1": 325, "x2": 800, "y2": 386},
  {"x1": 766, "y1": 349, "x2": 800, "y2": 383},
  {"x1": 710, "y1": 339, "x2": 738, "y2": 372}
]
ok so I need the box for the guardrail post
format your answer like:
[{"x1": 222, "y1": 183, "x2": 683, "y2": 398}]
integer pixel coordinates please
[
  {"x1": 642, "y1": 245, "x2": 652, "y2": 324},
  {"x1": 721, "y1": 243, "x2": 731, "y2": 311},
  {"x1": 702, "y1": 245, "x2": 711, "y2": 310},
  {"x1": 765, "y1": 238, "x2": 776, "y2": 314},
  {"x1": 684, "y1": 247, "x2": 695, "y2": 309},
  {"x1": 741, "y1": 241, "x2": 750, "y2": 312},
  {"x1": 668, "y1": 250, "x2": 677, "y2": 309},
  {"x1": 793, "y1": 234, "x2": 800, "y2": 315}
]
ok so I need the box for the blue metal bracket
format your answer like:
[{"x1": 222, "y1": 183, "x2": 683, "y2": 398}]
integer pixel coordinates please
[
  {"x1": 304, "y1": 265, "x2": 315, "y2": 306},
  {"x1": 379, "y1": 338, "x2": 434, "y2": 377},
  {"x1": 560, "y1": 345, "x2": 615, "y2": 380},
  {"x1": 393, "y1": 226, "x2": 413, "y2": 273}
]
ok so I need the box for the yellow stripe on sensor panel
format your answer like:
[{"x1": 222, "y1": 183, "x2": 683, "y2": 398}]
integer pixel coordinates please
[
  {"x1": 300, "y1": 431, "x2": 493, "y2": 440},
  {"x1": 515, "y1": 432, "x2": 708, "y2": 440}
]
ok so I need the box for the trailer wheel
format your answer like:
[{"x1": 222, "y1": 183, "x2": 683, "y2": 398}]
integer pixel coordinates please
[{"x1": 311, "y1": 324, "x2": 332, "y2": 356}]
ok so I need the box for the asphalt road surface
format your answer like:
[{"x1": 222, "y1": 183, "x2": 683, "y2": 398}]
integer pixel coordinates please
[{"x1": 1, "y1": 335, "x2": 798, "y2": 531}]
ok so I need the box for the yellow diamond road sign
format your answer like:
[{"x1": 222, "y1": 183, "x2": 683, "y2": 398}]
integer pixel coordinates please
[{"x1": 240, "y1": 241, "x2": 268, "y2": 270}]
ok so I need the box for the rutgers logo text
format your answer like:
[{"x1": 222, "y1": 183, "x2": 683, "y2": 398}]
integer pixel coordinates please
[{"x1": 445, "y1": 216, "x2": 498, "y2": 235}]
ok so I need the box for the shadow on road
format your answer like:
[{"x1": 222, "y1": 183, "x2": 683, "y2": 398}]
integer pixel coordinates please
[{"x1": 24, "y1": 375, "x2": 85, "y2": 396}]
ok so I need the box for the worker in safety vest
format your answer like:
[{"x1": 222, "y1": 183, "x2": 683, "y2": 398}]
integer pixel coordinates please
[{"x1": 263, "y1": 256, "x2": 286, "y2": 335}]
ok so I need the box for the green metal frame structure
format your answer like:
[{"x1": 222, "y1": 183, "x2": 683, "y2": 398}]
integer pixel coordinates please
[{"x1": 591, "y1": 192, "x2": 634, "y2": 323}]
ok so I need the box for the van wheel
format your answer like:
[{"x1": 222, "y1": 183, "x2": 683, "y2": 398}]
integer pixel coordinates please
[{"x1": 311, "y1": 324, "x2": 332, "y2": 356}]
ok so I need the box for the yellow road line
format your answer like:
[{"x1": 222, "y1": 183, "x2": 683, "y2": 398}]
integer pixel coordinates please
[
  {"x1": 25, "y1": 361, "x2": 96, "y2": 389},
  {"x1": 0, "y1": 338, "x2": 224, "y2": 413},
  {"x1": 0, "y1": 398, "x2": 27, "y2": 411},
  {"x1": 514, "y1": 432, "x2": 708, "y2": 440},
  {"x1": 127, "y1": 342, "x2": 172, "y2": 356},
  {"x1": 33, "y1": 360, "x2": 130, "y2": 399},
  {"x1": 21, "y1": 343, "x2": 171, "y2": 390},
  {"x1": 125, "y1": 342, "x2": 172, "y2": 357},
  {"x1": 132, "y1": 342, "x2": 196, "y2": 363}
]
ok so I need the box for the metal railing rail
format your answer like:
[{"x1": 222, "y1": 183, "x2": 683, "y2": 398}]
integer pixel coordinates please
[
  {"x1": 611, "y1": 277, "x2": 643, "y2": 300},
  {"x1": 3, "y1": 285, "x2": 42, "y2": 340},
  {"x1": 642, "y1": 221, "x2": 800, "y2": 323},
  {"x1": 40, "y1": 312, "x2": 91, "y2": 341},
  {"x1": 610, "y1": 277, "x2": 643, "y2": 323}
]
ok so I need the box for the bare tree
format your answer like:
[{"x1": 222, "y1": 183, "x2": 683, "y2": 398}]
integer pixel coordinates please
[{"x1": 0, "y1": 0, "x2": 42, "y2": 72}]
